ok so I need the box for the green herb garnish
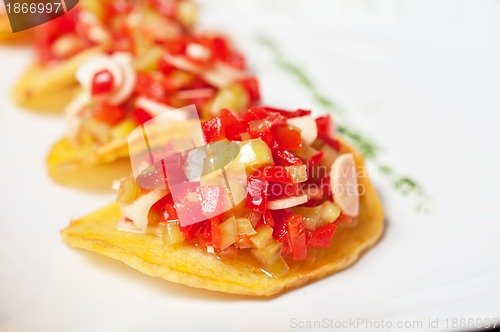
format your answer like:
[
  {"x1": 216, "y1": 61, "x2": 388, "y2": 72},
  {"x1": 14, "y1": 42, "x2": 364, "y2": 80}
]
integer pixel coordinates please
[{"x1": 258, "y1": 35, "x2": 429, "y2": 211}]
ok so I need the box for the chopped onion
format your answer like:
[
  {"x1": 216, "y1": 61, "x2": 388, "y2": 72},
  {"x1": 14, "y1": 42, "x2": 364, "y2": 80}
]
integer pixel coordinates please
[
  {"x1": 120, "y1": 189, "x2": 168, "y2": 230},
  {"x1": 186, "y1": 43, "x2": 211, "y2": 61},
  {"x1": 176, "y1": 88, "x2": 214, "y2": 100},
  {"x1": 75, "y1": 52, "x2": 136, "y2": 105},
  {"x1": 251, "y1": 240, "x2": 282, "y2": 267},
  {"x1": 267, "y1": 194, "x2": 308, "y2": 210},
  {"x1": 162, "y1": 53, "x2": 203, "y2": 73},
  {"x1": 262, "y1": 256, "x2": 289, "y2": 277},
  {"x1": 237, "y1": 218, "x2": 257, "y2": 236},
  {"x1": 285, "y1": 165, "x2": 308, "y2": 183},
  {"x1": 116, "y1": 219, "x2": 145, "y2": 234},
  {"x1": 287, "y1": 115, "x2": 318, "y2": 145},
  {"x1": 64, "y1": 92, "x2": 90, "y2": 142},
  {"x1": 107, "y1": 53, "x2": 136, "y2": 105},
  {"x1": 135, "y1": 97, "x2": 177, "y2": 117},
  {"x1": 219, "y1": 216, "x2": 238, "y2": 249},
  {"x1": 161, "y1": 222, "x2": 185, "y2": 247},
  {"x1": 202, "y1": 61, "x2": 246, "y2": 88},
  {"x1": 250, "y1": 226, "x2": 273, "y2": 249}
]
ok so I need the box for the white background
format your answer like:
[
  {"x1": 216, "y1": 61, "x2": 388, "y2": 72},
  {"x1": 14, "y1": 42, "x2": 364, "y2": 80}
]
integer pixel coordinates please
[{"x1": 1, "y1": 0, "x2": 500, "y2": 331}]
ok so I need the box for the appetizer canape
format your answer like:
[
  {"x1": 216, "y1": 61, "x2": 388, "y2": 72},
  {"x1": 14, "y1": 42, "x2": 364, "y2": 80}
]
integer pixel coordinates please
[
  {"x1": 61, "y1": 106, "x2": 384, "y2": 296},
  {"x1": 12, "y1": 0, "x2": 198, "y2": 110},
  {"x1": 47, "y1": 32, "x2": 259, "y2": 179}
]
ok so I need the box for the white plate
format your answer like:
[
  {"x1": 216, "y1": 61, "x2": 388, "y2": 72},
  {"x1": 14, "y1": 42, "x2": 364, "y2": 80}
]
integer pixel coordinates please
[{"x1": 1, "y1": 1, "x2": 500, "y2": 331}]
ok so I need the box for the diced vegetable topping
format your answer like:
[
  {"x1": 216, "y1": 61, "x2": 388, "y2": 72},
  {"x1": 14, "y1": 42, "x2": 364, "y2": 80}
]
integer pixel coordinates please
[{"x1": 117, "y1": 106, "x2": 359, "y2": 275}]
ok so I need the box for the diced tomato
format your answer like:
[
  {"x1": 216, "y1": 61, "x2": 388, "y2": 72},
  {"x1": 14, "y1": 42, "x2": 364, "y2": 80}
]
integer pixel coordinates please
[
  {"x1": 245, "y1": 177, "x2": 268, "y2": 214},
  {"x1": 272, "y1": 125, "x2": 302, "y2": 150},
  {"x1": 131, "y1": 108, "x2": 153, "y2": 125},
  {"x1": 238, "y1": 76, "x2": 260, "y2": 103},
  {"x1": 306, "y1": 223, "x2": 337, "y2": 248},
  {"x1": 287, "y1": 214, "x2": 307, "y2": 260},
  {"x1": 273, "y1": 150, "x2": 303, "y2": 166},
  {"x1": 91, "y1": 70, "x2": 114, "y2": 96},
  {"x1": 93, "y1": 103, "x2": 125, "y2": 125}
]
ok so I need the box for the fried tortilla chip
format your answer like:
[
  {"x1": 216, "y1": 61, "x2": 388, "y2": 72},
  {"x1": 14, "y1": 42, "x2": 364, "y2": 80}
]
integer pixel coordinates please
[
  {"x1": 12, "y1": 46, "x2": 103, "y2": 111},
  {"x1": 61, "y1": 142, "x2": 384, "y2": 296}
]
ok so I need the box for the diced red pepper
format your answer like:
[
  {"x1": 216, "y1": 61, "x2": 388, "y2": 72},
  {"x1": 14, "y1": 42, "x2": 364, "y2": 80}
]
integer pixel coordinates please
[
  {"x1": 265, "y1": 107, "x2": 312, "y2": 119},
  {"x1": 339, "y1": 212, "x2": 356, "y2": 225},
  {"x1": 135, "y1": 74, "x2": 167, "y2": 102},
  {"x1": 201, "y1": 108, "x2": 244, "y2": 143},
  {"x1": 271, "y1": 209, "x2": 292, "y2": 256},
  {"x1": 310, "y1": 151, "x2": 324, "y2": 166},
  {"x1": 306, "y1": 223, "x2": 337, "y2": 248},
  {"x1": 254, "y1": 166, "x2": 294, "y2": 183},
  {"x1": 219, "y1": 108, "x2": 244, "y2": 141},
  {"x1": 316, "y1": 115, "x2": 336, "y2": 138},
  {"x1": 92, "y1": 103, "x2": 125, "y2": 125},
  {"x1": 210, "y1": 218, "x2": 222, "y2": 249},
  {"x1": 287, "y1": 214, "x2": 307, "y2": 260},
  {"x1": 263, "y1": 210, "x2": 275, "y2": 228},
  {"x1": 210, "y1": 36, "x2": 230, "y2": 60},
  {"x1": 132, "y1": 108, "x2": 153, "y2": 125},
  {"x1": 150, "y1": 0, "x2": 176, "y2": 18},
  {"x1": 245, "y1": 177, "x2": 268, "y2": 214},
  {"x1": 235, "y1": 234, "x2": 252, "y2": 246},
  {"x1": 322, "y1": 136, "x2": 342, "y2": 152},
  {"x1": 165, "y1": 37, "x2": 188, "y2": 55},
  {"x1": 202, "y1": 116, "x2": 224, "y2": 143},
  {"x1": 224, "y1": 51, "x2": 246, "y2": 70},
  {"x1": 180, "y1": 219, "x2": 211, "y2": 247},
  {"x1": 273, "y1": 150, "x2": 303, "y2": 166},
  {"x1": 91, "y1": 70, "x2": 114, "y2": 96},
  {"x1": 238, "y1": 76, "x2": 260, "y2": 103},
  {"x1": 267, "y1": 182, "x2": 301, "y2": 200},
  {"x1": 162, "y1": 194, "x2": 178, "y2": 221},
  {"x1": 272, "y1": 125, "x2": 302, "y2": 150},
  {"x1": 158, "y1": 57, "x2": 176, "y2": 75}
]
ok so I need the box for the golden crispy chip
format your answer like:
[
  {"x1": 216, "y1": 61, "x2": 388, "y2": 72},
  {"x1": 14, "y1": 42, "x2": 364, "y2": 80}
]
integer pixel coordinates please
[
  {"x1": 47, "y1": 137, "x2": 130, "y2": 180},
  {"x1": 61, "y1": 142, "x2": 384, "y2": 296},
  {"x1": 12, "y1": 46, "x2": 103, "y2": 111}
]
